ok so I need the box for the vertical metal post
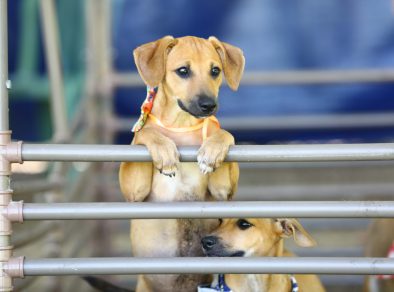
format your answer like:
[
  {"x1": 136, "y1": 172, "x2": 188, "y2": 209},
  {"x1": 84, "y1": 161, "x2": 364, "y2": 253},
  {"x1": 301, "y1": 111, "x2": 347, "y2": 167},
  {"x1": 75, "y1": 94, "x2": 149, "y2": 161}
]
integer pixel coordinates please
[
  {"x1": 39, "y1": 1, "x2": 69, "y2": 290},
  {"x1": 40, "y1": 0, "x2": 69, "y2": 142},
  {"x1": 0, "y1": 0, "x2": 13, "y2": 290},
  {"x1": 95, "y1": 0, "x2": 113, "y2": 255},
  {"x1": 97, "y1": 0, "x2": 114, "y2": 144}
]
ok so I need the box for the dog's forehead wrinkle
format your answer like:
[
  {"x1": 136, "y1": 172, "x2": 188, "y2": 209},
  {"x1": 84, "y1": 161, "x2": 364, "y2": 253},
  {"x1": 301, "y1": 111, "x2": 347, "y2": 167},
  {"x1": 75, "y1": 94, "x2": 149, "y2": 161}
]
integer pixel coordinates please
[{"x1": 171, "y1": 37, "x2": 219, "y2": 60}]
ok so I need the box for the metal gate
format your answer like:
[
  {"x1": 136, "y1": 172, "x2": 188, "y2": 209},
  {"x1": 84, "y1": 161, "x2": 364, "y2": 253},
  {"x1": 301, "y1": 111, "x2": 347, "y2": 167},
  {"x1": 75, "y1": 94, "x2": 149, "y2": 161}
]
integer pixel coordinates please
[{"x1": 2, "y1": 0, "x2": 394, "y2": 291}]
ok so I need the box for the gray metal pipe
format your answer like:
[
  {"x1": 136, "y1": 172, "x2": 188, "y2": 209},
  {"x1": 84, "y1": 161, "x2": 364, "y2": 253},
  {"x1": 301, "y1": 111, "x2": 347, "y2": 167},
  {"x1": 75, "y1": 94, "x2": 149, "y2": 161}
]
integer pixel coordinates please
[
  {"x1": 112, "y1": 69, "x2": 394, "y2": 87},
  {"x1": 238, "y1": 183, "x2": 394, "y2": 201},
  {"x1": 23, "y1": 257, "x2": 394, "y2": 275},
  {"x1": 21, "y1": 201, "x2": 394, "y2": 220},
  {"x1": 116, "y1": 112, "x2": 394, "y2": 132},
  {"x1": 18, "y1": 143, "x2": 394, "y2": 162},
  {"x1": 0, "y1": 2, "x2": 13, "y2": 290},
  {"x1": 0, "y1": 0, "x2": 9, "y2": 131}
]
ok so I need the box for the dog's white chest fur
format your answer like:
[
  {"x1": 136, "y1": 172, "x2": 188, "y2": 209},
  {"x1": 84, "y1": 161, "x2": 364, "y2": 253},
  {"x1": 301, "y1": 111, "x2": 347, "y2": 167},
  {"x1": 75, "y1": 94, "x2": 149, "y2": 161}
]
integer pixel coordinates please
[
  {"x1": 150, "y1": 162, "x2": 209, "y2": 202},
  {"x1": 246, "y1": 274, "x2": 264, "y2": 292}
]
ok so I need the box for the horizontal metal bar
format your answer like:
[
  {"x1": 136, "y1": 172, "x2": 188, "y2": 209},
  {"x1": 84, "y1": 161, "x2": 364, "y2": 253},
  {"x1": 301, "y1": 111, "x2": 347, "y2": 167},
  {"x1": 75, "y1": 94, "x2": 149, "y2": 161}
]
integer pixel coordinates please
[
  {"x1": 17, "y1": 143, "x2": 394, "y2": 162},
  {"x1": 293, "y1": 247, "x2": 363, "y2": 258},
  {"x1": 238, "y1": 183, "x2": 394, "y2": 201},
  {"x1": 23, "y1": 257, "x2": 394, "y2": 275},
  {"x1": 20, "y1": 201, "x2": 394, "y2": 220},
  {"x1": 112, "y1": 69, "x2": 394, "y2": 87},
  {"x1": 239, "y1": 160, "x2": 394, "y2": 169},
  {"x1": 116, "y1": 112, "x2": 394, "y2": 132}
]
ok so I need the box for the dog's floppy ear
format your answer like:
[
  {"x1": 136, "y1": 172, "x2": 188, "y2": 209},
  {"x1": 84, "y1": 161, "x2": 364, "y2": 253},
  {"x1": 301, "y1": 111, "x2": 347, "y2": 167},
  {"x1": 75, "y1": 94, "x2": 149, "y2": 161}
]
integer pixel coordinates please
[
  {"x1": 133, "y1": 36, "x2": 178, "y2": 87},
  {"x1": 274, "y1": 218, "x2": 316, "y2": 247},
  {"x1": 208, "y1": 36, "x2": 245, "y2": 91}
]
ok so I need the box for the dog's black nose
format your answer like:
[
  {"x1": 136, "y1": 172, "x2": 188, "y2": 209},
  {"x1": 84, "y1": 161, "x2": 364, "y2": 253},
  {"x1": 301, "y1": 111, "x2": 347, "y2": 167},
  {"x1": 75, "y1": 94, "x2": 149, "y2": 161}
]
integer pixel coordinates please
[
  {"x1": 197, "y1": 96, "x2": 217, "y2": 114},
  {"x1": 201, "y1": 236, "x2": 217, "y2": 250}
]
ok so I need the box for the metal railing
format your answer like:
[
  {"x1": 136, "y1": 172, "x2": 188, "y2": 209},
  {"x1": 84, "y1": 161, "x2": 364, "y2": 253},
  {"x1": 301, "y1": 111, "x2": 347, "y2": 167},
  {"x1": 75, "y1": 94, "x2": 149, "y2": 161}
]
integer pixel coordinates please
[
  {"x1": 15, "y1": 143, "x2": 394, "y2": 162},
  {"x1": 112, "y1": 70, "x2": 394, "y2": 87},
  {"x1": 14, "y1": 201, "x2": 394, "y2": 220},
  {"x1": 21, "y1": 257, "x2": 394, "y2": 276},
  {"x1": 1, "y1": 142, "x2": 394, "y2": 282}
]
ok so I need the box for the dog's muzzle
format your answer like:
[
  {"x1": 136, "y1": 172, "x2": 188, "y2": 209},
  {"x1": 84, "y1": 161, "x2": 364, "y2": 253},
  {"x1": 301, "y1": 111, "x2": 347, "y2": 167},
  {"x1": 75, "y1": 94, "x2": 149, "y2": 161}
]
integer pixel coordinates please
[
  {"x1": 177, "y1": 95, "x2": 217, "y2": 118},
  {"x1": 201, "y1": 236, "x2": 245, "y2": 257}
]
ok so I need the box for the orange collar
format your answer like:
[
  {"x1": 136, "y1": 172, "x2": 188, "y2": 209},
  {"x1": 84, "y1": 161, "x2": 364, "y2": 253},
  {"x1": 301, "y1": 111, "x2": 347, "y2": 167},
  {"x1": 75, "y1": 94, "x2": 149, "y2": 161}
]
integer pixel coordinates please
[
  {"x1": 132, "y1": 87, "x2": 220, "y2": 140},
  {"x1": 148, "y1": 114, "x2": 220, "y2": 140}
]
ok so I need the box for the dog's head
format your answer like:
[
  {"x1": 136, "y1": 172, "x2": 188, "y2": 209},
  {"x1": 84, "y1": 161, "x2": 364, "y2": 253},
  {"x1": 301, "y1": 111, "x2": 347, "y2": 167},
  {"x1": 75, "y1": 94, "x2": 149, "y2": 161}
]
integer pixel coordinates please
[
  {"x1": 201, "y1": 218, "x2": 316, "y2": 257},
  {"x1": 133, "y1": 36, "x2": 245, "y2": 118}
]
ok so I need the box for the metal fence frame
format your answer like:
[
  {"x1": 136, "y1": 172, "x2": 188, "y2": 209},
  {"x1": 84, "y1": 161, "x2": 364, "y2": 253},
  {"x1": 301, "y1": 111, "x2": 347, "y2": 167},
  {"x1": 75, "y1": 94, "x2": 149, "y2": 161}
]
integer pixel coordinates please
[{"x1": 3, "y1": 0, "x2": 394, "y2": 291}]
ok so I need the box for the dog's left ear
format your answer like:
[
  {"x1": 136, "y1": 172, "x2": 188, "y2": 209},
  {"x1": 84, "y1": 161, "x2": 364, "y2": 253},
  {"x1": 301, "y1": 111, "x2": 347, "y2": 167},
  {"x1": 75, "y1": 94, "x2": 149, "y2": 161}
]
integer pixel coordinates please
[
  {"x1": 133, "y1": 36, "x2": 178, "y2": 87},
  {"x1": 208, "y1": 36, "x2": 245, "y2": 91},
  {"x1": 274, "y1": 219, "x2": 316, "y2": 247}
]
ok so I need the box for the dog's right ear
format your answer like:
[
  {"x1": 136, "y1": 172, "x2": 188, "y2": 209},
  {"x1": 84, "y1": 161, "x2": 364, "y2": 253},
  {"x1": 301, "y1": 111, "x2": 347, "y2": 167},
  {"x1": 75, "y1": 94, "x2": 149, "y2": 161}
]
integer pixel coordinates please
[
  {"x1": 133, "y1": 36, "x2": 178, "y2": 87},
  {"x1": 208, "y1": 36, "x2": 245, "y2": 91},
  {"x1": 274, "y1": 218, "x2": 316, "y2": 247}
]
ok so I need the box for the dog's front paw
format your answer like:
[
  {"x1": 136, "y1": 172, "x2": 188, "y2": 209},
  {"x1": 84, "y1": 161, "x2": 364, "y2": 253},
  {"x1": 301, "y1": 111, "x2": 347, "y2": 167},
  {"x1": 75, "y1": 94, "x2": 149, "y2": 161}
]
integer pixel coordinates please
[
  {"x1": 148, "y1": 139, "x2": 180, "y2": 177},
  {"x1": 197, "y1": 141, "x2": 229, "y2": 174}
]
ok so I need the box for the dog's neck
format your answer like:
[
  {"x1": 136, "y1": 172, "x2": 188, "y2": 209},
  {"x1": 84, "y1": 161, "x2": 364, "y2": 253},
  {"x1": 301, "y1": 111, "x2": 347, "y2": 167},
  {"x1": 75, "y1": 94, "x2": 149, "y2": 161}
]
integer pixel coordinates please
[
  {"x1": 150, "y1": 84, "x2": 203, "y2": 128},
  {"x1": 224, "y1": 240, "x2": 292, "y2": 292}
]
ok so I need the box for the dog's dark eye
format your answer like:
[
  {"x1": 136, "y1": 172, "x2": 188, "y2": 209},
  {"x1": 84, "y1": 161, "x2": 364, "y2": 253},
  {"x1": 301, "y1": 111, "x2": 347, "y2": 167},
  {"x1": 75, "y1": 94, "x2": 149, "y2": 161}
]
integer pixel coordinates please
[
  {"x1": 237, "y1": 219, "x2": 253, "y2": 230},
  {"x1": 218, "y1": 218, "x2": 223, "y2": 225},
  {"x1": 176, "y1": 67, "x2": 190, "y2": 78},
  {"x1": 211, "y1": 67, "x2": 221, "y2": 77}
]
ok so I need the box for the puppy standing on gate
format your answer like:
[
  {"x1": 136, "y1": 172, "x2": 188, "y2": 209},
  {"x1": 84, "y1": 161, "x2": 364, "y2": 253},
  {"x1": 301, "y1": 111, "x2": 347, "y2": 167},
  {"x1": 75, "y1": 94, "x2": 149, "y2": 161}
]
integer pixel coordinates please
[{"x1": 119, "y1": 36, "x2": 244, "y2": 292}]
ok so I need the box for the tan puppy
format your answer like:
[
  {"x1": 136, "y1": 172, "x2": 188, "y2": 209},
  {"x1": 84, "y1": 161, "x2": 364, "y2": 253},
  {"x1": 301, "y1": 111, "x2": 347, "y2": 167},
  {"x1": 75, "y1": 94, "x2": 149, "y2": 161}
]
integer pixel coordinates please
[
  {"x1": 119, "y1": 36, "x2": 244, "y2": 292},
  {"x1": 201, "y1": 218, "x2": 326, "y2": 292}
]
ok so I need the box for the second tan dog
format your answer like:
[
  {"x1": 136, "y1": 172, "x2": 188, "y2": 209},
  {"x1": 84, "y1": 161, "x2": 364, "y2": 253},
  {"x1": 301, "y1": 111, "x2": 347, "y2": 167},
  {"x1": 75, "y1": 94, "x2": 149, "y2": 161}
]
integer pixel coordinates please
[
  {"x1": 201, "y1": 218, "x2": 326, "y2": 292},
  {"x1": 119, "y1": 36, "x2": 244, "y2": 292}
]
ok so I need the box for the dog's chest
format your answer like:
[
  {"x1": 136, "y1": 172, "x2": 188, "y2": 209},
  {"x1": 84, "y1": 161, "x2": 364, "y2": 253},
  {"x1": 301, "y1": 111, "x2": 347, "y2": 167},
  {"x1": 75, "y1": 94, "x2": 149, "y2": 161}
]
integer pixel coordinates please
[{"x1": 150, "y1": 162, "x2": 208, "y2": 202}]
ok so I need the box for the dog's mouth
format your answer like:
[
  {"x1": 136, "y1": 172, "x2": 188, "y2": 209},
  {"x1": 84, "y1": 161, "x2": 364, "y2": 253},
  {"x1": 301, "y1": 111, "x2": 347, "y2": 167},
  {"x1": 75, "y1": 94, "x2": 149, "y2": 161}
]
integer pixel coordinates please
[
  {"x1": 229, "y1": 251, "x2": 246, "y2": 257},
  {"x1": 177, "y1": 99, "x2": 217, "y2": 118},
  {"x1": 203, "y1": 248, "x2": 245, "y2": 257}
]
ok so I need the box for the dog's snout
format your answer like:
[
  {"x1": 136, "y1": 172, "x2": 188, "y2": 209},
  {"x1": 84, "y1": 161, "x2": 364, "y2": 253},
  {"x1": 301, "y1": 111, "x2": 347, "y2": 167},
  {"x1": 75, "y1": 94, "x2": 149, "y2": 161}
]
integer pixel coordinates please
[
  {"x1": 197, "y1": 95, "x2": 217, "y2": 114},
  {"x1": 201, "y1": 236, "x2": 217, "y2": 250}
]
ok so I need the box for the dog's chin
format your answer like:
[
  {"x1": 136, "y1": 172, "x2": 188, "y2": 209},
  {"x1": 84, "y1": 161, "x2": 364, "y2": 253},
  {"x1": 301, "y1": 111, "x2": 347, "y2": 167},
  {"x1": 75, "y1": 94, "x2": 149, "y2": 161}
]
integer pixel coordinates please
[
  {"x1": 203, "y1": 249, "x2": 245, "y2": 257},
  {"x1": 177, "y1": 99, "x2": 216, "y2": 118}
]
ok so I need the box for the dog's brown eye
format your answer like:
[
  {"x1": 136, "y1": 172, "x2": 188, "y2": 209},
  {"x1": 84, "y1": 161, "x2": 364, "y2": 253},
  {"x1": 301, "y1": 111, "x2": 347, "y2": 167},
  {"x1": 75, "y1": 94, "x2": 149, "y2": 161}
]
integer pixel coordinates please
[
  {"x1": 237, "y1": 219, "x2": 253, "y2": 230},
  {"x1": 211, "y1": 67, "x2": 221, "y2": 77},
  {"x1": 176, "y1": 67, "x2": 190, "y2": 78}
]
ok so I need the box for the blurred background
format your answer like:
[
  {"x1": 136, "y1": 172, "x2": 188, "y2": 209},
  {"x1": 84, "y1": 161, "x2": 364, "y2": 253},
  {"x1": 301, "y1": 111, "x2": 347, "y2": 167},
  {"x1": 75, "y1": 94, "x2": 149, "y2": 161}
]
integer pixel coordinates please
[{"x1": 7, "y1": 0, "x2": 394, "y2": 291}]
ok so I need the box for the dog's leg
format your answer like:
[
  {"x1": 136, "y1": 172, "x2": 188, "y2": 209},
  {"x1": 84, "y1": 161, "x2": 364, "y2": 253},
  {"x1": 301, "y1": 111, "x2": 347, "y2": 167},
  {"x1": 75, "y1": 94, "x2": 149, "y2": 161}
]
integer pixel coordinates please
[
  {"x1": 119, "y1": 161, "x2": 153, "y2": 202},
  {"x1": 208, "y1": 162, "x2": 239, "y2": 201},
  {"x1": 135, "y1": 127, "x2": 180, "y2": 177},
  {"x1": 135, "y1": 275, "x2": 152, "y2": 292},
  {"x1": 119, "y1": 127, "x2": 180, "y2": 201},
  {"x1": 197, "y1": 129, "x2": 234, "y2": 174}
]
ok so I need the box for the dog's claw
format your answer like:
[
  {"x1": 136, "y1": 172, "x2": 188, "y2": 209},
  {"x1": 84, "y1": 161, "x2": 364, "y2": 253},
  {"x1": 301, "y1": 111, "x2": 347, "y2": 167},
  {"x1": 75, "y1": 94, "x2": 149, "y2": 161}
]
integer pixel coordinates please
[
  {"x1": 158, "y1": 168, "x2": 176, "y2": 178},
  {"x1": 197, "y1": 154, "x2": 215, "y2": 175}
]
